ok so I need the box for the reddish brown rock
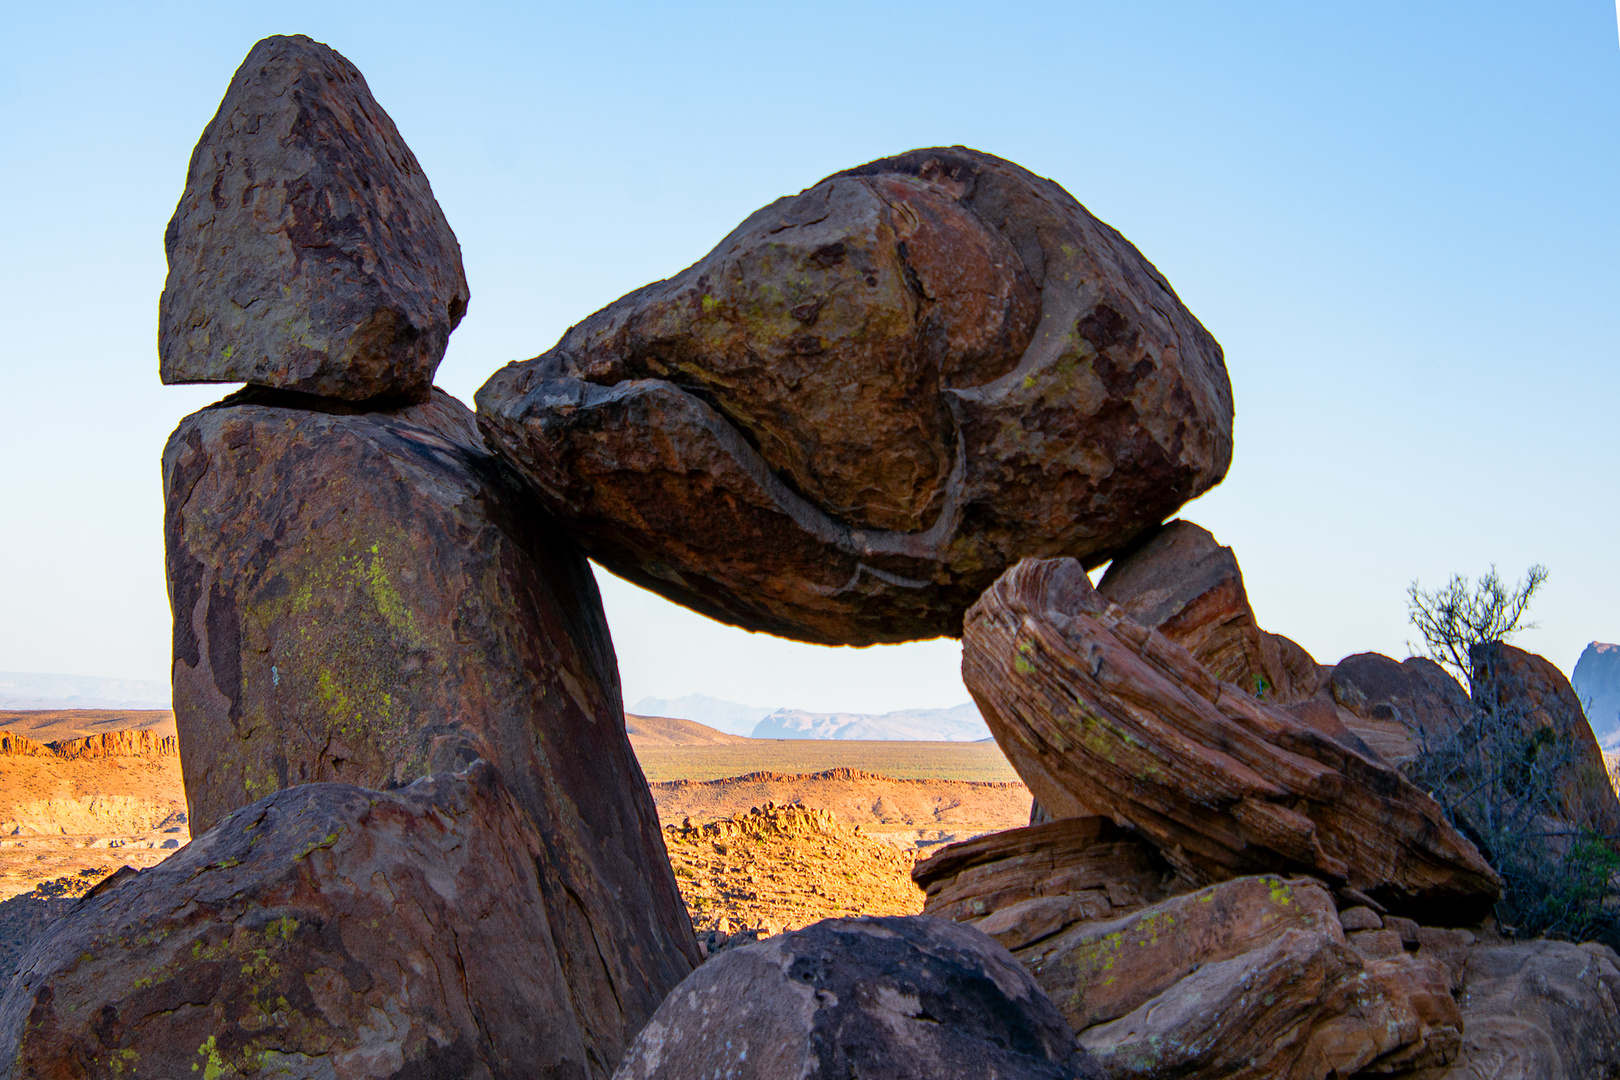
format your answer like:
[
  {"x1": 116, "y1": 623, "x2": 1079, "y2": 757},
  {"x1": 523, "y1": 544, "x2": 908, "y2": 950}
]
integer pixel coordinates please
[
  {"x1": 912, "y1": 817, "x2": 1180, "y2": 937},
  {"x1": 1405, "y1": 939, "x2": 1620, "y2": 1079},
  {"x1": 1096, "y1": 519, "x2": 1322, "y2": 705},
  {"x1": 612, "y1": 916, "x2": 1105, "y2": 1080},
  {"x1": 163, "y1": 388, "x2": 696, "y2": 1067},
  {"x1": 1329, "y1": 652, "x2": 1474, "y2": 767},
  {"x1": 1470, "y1": 641, "x2": 1620, "y2": 835},
  {"x1": 963, "y1": 557, "x2": 1500, "y2": 920},
  {"x1": 0, "y1": 766, "x2": 603, "y2": 1078},
  {"x1": 159, "y1": 35, "x2": 468, "y2": 402},
  {"x1": 477, "y1": 147, "x2": 1233, "y2": 646}
]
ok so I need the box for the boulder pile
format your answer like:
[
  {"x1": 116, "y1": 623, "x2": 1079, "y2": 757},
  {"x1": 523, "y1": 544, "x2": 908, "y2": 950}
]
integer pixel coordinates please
[{"x1": 4, "y1": 27, "x2": 1614, "y2": 1080}]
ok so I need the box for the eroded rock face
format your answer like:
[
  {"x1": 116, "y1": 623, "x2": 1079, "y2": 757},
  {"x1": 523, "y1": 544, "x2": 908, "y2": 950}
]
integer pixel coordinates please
[
  {"x1": 1407, "y1": 939, "x2": 1620, "y2": 1079},
  {"x1": 477, "y1": 147, "x2": 1234, "y2": 646},
  {"x1": 163, "y1": 388, "x2": 697, "y2": 1068},
  {"x1": 1330, "y1": 653, "x2": 1474, "y2": 768},
  {"x1": 0, "y1": 767, "x2": 595, "y2": 1079},
  {"x1": 1097, "y1": 519, "x2": 1322, "y2": 705},
  {"x1": 963, "y1": 557, "x2": 1500, "y2": 920},
  {"x1": 159, "y1": 35, "x2": 468, "y2": 402},
  {"x1": 612, "y1": 916, "x2": 1105, "y2": 1080}
]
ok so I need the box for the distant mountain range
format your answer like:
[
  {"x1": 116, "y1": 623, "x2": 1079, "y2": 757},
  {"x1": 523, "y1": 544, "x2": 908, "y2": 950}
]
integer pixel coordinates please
[
  {"x1": 1573, "y1": 642, "x2": 1620, "y2": 750},
  {"x1": 0, "y1": 671, "x2": 169, "y2": 711},
  {"x1": 630, "y1": 694, "x2": 989, "y2": 741}
]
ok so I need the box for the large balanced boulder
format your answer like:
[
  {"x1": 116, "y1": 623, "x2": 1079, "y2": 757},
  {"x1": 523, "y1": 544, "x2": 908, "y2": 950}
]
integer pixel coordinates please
[
  {"x1": 159, "y1": 35, "x2": 468, "y2": 402},
  {"x1": 612, "y1": 915, "x2": 1105, "y2": 1080},
  {"x1": 1097, "y1": 519, "x2": 1322, "y2": 705},
  {"x1": 477, "y1": 146, "x2": 1234, "y2": 646},
  {"x1": 0, "y1": 766, "x2": 595, "y2": 1078},
  {"x1": 963, "y1": 557, "x2": 1500, "y2": 920},
  {"x1": 163, "y1": 388, "x2": 697, "y2": 1068}
]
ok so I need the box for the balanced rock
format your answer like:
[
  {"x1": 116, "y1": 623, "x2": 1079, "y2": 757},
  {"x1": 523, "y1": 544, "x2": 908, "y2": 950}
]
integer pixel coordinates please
[
  {"x1": 164, "y1": 388, "x2": 696, "y2": 1067},
  {"x1": 0, "y1": 767, "x2": 596, "y2": 1078},
  {"x1": 612, "y1": 916, "x2": 1105, "y2": 1080},
  {"x1": 1329, "y1": 652, "x2": 1474, "y2": 767},
  {"x1": 159, "y1": 35, "x2": 468, "y2": 402},
  {"x1": 963, "y1": 557, "x2": 1500, "y2": 919},
  {"x1": 477, "y1": 147, "x2": 1233, "y2": 646}
]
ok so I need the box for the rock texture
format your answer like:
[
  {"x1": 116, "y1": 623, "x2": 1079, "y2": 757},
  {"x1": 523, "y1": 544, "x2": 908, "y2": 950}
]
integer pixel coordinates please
[
  {"x1": 163, "y1": 388, "x2": 697, "y2": 1068},
  {"x1": 963, "y1": 557, "x2": 1500, "y2": 920},
  {"x1": 612, "y1": 915, "x2": 1105, "y2": 1080},
  {"x1": 159, "y1": 35, "x2": 468, "y2": 402},
  {"x1": 912, "y1": 817, "x2": 1178, "y2": 932},
  {"x1": 1470, "y1": 640, "x2": 1620, "y2": 836},
  {"x1": 1097, "y1": 520, "x2": 1321, "y2": 705},
  {"x1": 1329, "y1": 653, "x2": 1474, "y2": 768},
  {"x1": 0, "y1": 767, "x2": 607, "y2": 1079},
  {"x1": 477, "y1": 146, "x2": 1233, "y2": 646},
  {"x1": 1408, "y1": 939, "x2": 1620, "y2": 1079}
]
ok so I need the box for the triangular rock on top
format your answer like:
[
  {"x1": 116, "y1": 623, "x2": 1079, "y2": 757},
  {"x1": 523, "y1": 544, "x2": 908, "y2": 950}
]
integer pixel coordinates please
[{"x1": 159, "y1": 34, "x2": 468, "y2": 402}]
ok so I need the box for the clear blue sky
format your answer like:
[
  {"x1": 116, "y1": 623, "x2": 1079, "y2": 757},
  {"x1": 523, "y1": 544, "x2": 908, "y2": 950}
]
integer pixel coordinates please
[{"x1": 2, "y1": 2, "x2": 1616, "y2": 712}]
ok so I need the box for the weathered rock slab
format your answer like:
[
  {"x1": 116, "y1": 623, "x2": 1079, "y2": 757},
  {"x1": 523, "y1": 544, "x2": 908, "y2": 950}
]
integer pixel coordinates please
[
  {"x1": 612, "y1": 915, "x2": 1105, "y2": 1080},
  {"x1": 963, "y1": 557, "x2": 1500, "y2": 920},
  {"x1": 159, "y1": 35, "x2": 468, "y2": 401},
  {"x1": 163, "y1": 387, "x2": 696, "y2": 1068},
  {"x1": 1097, "y1": 519, "x2": 1322, "y2": 705},
  {"x1": 477, "y1": 146, "x2": 1233, "y2": 646},
  {"x1": 912, "y1": 817, "x2": 1179, "y2": 940},
  {"x1": 1330, "y1": 652, "x2": 1474, "y2": 768},
  {"x1": 0, "y1": 767, "x2": 593, "y2": 1079}
]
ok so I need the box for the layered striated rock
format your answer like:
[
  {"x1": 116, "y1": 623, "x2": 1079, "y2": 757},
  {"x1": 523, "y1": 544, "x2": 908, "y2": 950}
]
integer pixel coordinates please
[
  {"x1": 159, "y1": 35, "x2": 468, "y2": 402},
  {"x1": 612, "y1": 916, "x2": 1105, "y2": 1080},
  {"x1": 478, "y1": 147, "x2": 1233, "y2": 646},
  {"x1": 1097, "y1": 520, "x2": 1321, "y2": 705},
  {"x1": 1408, "y1": 938, "x2": 1620, "y2": 1079},
  {"x1": 1470, "y1": 641, "x2": 1620, "y2": 835},
  {"x1": 164, "y1": 388, "x2": 696, "y2": 1069},
  {"x1": 0, "y1": 767, "x2": 602, "y2": 1078},
  {"x1": 912, "y1": 817, "x2": 1179, "y2": 934},
  {"x1": 963, "y1": 557, "x2": 1500, "y2": 920},
  {"x1": 1328, "y1": 652, "x2": 1474, "y2": 768}
]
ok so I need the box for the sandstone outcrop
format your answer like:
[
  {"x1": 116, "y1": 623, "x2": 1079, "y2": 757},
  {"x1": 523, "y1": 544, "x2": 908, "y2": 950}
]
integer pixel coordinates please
[
  {"x1": 1329, "y1": 653, "x2": 1473, "y2": 767},
  {"x1": 159, "y1": 35, "x2": 468, "y2": 402},
  {"x1": 963, "y1": 557, "x2": 1500, "y2": 920},
  {"x1": 612, "y1": 915, "x2": 1105, "y2": 1080},
  {"x1": 1408, "y1": 938, "x2": 1620, "y2": 1078},
  {"x1": 912, "y1": 817, "x2": 1178, "y2": 932},
  {"x1": 164, "y1": 387, "x2": 697, "y2": 1066},
  {"x1": 477, "y1": 146, "x2": 1233, "y2": 646},
  {"x1": 0, "y1": 766, "x2": 611, "y2": 1078},
  {"x1": 1097, "y1": 520, "x2": 1321, "y2": 705},
  {"x1": 1470, "y1": 640, "x2": 1620, "y2": 835}
]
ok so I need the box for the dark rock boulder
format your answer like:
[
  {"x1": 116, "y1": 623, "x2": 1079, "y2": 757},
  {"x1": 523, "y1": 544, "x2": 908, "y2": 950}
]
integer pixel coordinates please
[
  {"x1": 0, "y1": 766, "x2": 601, "y2": 1079},
  {"x1": 963, "y1": 557, "x2": 1501, "y2": 921},
  {"x1": 1096, "y1": 519, "x2": 1322, "y2": 705},
  {"x1": 163, "y1": 388, "x2": 697, "y2": 1069},
  {"x1": 1469, "y1": 641, "x2": 1620, "y2": 836},
  {"x1": 478, "y1": 147, "x2": 1233, "y2": 646},
  {"x1": 159, "y1": 35, "x2": 468, "y2": 402},
  {"x1": 612, "y1": 915, "x2": 1105, "y2": 1080},
  {"x1": 1330, "y1": 652, "x2": 1474, "y2": 767}
]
